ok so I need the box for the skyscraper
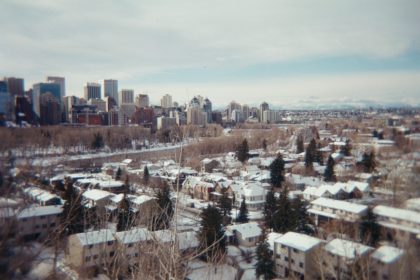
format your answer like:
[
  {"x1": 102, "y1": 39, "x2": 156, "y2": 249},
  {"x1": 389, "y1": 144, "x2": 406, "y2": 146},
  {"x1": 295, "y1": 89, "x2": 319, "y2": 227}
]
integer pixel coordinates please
[
  {"x1": 33, "y1": 82, "x2": 62, "y2": 118},
  {"x1": 135, "y1": 94, "x2": 149, "y2": 108},
  {"x1": 84, "y1": 82, "x2": 101, "y2": 100},
  {"x1": 119, "y1": 89, "x2": 134, "y2": 105},
  {"x1": 161, "y1": 94, "x2": 172, "y2": 108},
  {"x1": 47, "y1": 76, "x2": 65, "y2": 100},
  {"x1": 260, "y1": 102, "x2": 269, "y2": 122},
  {"x1": 100, "y1": 79, "x2": 118, "y2": 105},
  {"x1": 4, "y1": 77, "x2": 24, "y2": 97},
  {"x1": 203, "y1": 98, "x2": 212, "y2": 123}
]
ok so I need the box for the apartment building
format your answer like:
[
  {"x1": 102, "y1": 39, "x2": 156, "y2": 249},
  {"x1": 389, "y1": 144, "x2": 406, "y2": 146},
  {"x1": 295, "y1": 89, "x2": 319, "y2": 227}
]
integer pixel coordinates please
[
  {"x1": 323, "y1": 238, "x2": 373, "y2": 280},
  {"x1": 17, "y1": 205, "x2": 63, "y2": 240},
  {"x1": 66, "y1": 229, "x2": 116, "y2": 273},
  {"x1": 371, "y1": 245, "x2": 406, "y2": 280},
  {"x1": 308, "y1": 197, "x2": 368, "y2": 225},
  {"x1": 373, "y1": 205, "x2": 420, "y2": 247},
  {"x1": 273, "y1": 232, "x2": 323, "y2": 279}
]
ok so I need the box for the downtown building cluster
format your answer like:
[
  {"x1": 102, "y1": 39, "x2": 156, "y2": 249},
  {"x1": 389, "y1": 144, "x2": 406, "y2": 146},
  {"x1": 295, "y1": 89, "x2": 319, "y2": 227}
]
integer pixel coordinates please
[{"x1": 1, "y1": 75, "x2": 294, "y2": 130}]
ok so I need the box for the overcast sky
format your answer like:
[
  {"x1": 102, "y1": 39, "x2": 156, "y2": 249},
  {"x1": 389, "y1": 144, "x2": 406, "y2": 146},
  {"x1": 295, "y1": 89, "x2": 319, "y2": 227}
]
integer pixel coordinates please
[{"x1": 1, "y1": 0, "x2": 420, "y2": 107}]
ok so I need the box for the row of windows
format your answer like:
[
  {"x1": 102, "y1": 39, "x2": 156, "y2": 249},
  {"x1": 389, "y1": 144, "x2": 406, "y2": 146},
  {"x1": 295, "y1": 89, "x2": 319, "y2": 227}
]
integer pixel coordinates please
[{"x1": 85, "y1": 251, "x2": 115, "y2": 262}]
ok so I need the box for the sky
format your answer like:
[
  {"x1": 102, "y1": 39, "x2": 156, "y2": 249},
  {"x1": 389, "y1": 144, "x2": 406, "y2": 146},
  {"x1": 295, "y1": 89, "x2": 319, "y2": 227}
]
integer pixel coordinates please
[{"x1": 1, "y1": 0, "x2": 420, "y2": 108}]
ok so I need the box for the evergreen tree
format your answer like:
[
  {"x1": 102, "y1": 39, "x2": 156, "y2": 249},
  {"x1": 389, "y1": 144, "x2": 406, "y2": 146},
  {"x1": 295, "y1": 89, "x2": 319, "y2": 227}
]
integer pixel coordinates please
[
  {"x1": 340, "y1": 139, "x2": 352, "y2": 156},
  {"x1": 263, "y1": 190, "x2": 277, "y2": 229},
  {"x1": 324, "y1": 155, "x2": 336, "y2": 182},
  {"x1": 236, "y1": 138, "x2": 249, "y2": 163},
  {"x1": 360, "y1": 208, "x2": 381, "y2": 246},
  {"x1": 292, "y1": 198, "x2": 314, "y2": 235},
  {"x1": 91, "y1": 132, "x2": 104, "y2": 150},
  {"x1": 362, "y1": 151, "x2": 376, "y2": 173},
  {"x1": 262, "y1": 139, "x2": 268, "y2": 151},
  {"x1": 198, "y1": 205, "x2": 226, "y2": 260},
  {"x1": 305, "y1": 138, "x2": 317, "y2": 168},
  {"x1": 296, "y1": 135, "x2": 304, "y2": 154},
  {"x1": 315, "y1": 142, "x2": 324, "y2": 166},
  {"x1": 273, "y1": 186, "x2": 294, "y2": 233},
  {"x1": 61, "y1": 178, "x2": 84, "y2": 235},
  {"x1": 115, "y1": 167, "x2": 122, "y2": 180},
  {"x1": 116, "y1": 194, "x2": 132, "y2": 232},
  {"x1": 269, "y1": 154, "x2": 285, "y2": 188},
  {"x1": 143, "y1": 165, "x2": 150, "y2": 185},
  {"x1": 218, "y1": 188, "x2": 232, "y2": 225},
  {"x1": 255, "y1": 229, "x2": 276, "y2": 280},
  {"x1": 153, "y1": 185, "x2": 173, "y2": 230},
  {"x1": 236, "y1": 197, "x2": 249, "y2": 223}
]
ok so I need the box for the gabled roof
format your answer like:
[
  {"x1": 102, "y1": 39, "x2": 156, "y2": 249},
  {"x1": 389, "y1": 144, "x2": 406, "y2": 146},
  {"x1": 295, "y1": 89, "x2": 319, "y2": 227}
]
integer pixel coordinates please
[
  {"x1": 82, "y1": 189, "x2": 113, "y2": 201},
  {"x1": 325, "y1": 238, "x2": 372, "y2": 259},
  {"x1": 276, "y1": 232, "x2": 322, "y2": 252}
]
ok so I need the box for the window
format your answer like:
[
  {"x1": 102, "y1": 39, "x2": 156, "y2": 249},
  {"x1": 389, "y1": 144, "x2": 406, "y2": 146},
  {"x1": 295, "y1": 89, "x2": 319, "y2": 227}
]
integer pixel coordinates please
[
  {"x1": 89, "y1": 245, "x2": 94, "y2": 249},
  {"x1": 134, "y1": 253, "x2": 139, "y2": 257},
  {"x1": 299, "y1": 262, "x2": 303, "y2": 268},
  {"x1": 108, "y1": 241, "x2": 114, "y2": 246},
  {"x1": 40, "y1": 216, "x2": 46, "y2": 219},
  {"x1": 93, "y1": 255, "x2": 98, "y2": 260},
  {"x1": 281, "y1": 245, "x2": 286, "y2": 249},
  {"x1": 291, "y1": 259, "x2": 295, "y2": 264},
  {"x1": 128, "y1": 243, "x2": 133, "y2": 248},
  {"x1": 110, "y1": 251, "x2": 115, "y2": 257},
  {"x1": 42, "y1": 224, "x2": 47, "y2": 228},
  {"x1": 50, "y1": 223, "x2": 56, "y2": 227},
  {"x1": 22, "y1": 218, "x2": 27, "y2": 222},
  {"x1": 292, "y1": 248, "x2": 298, "y2": 253},
  {"x1": 35, "y1": 225, "x2": 40, "y2": 229},
  {"x1": 85, "y1": 256, "x2": 91, "y2": 262},
  {"x1": 285, "y1": 256, "x2": 288, "y2": 261}
]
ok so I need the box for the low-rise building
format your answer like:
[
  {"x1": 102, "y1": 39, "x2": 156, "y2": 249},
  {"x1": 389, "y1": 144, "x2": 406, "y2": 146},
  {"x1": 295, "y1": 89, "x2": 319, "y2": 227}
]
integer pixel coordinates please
[
  {"x1": 226, "y1": 222, "x2": 261, "y2": 247},
  {"x1": 373, "y1": 205, "x2": 420, "y2": 247},
  {"x1": 323, "y1": 238, "x2": 373, "y2": 280},
  {"x1": 371, "y1": 245, "x2": 405, "y2": 280},
  {"x1": 17, "y1": 205, "x2": 63, "y2": 240},
  {"x1": 273, "y1": 232, "x2": 323, "y2": 279}
]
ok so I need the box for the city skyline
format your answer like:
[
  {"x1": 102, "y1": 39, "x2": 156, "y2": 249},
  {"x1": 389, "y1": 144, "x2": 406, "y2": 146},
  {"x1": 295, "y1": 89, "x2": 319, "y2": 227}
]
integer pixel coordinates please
[{"x1": 1, "y1": 0, "x2": 420, "y2": 107}]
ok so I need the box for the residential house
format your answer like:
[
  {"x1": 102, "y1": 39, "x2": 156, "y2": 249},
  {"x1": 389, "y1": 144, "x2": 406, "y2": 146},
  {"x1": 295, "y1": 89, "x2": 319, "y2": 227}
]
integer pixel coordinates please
[
  {"x1": 234, "y1": 183, "x2": 266, "y2": 211},
  {"x1": 23, "y1": 186, "x2": 62, "y2": 206},
  {"x1": 226, "y1": 222, "x2": 261, "y2": 247}
]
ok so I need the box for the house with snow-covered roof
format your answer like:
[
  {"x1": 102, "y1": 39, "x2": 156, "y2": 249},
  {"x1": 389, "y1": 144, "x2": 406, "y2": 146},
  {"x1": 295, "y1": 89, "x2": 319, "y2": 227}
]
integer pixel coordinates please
[
  {"x1": 23, "y1": 186, "x2": 62, "y2": 206},
  {"x1": 234, "y1": 183, "x2": 266, "y2": 211},
  {"x1": 226, "y1": 222, "x2": 261, "y2": 247},
  {"x1": 273, "y1": 232, "x2": 324, "y2": 279}
]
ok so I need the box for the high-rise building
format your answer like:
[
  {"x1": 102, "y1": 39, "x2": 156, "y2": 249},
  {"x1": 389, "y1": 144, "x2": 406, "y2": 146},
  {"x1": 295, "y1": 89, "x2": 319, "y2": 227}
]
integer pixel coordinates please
[
  {"x1": 227, "y1": 101, "x2": 242, "y2": 121},
  {"x1": 84, "y1": 82, "x2": 101, "y2": 100},
  {"x1": 119, "y1": 89, "x2": 134, "y2": 105},
  {"x1": 187, "y1": 107, "x2": 207, "y2": 126},
  {"x1": 4, "y1": 77, "x2": 24, "y2": 97},
  {"x1": 88, "y1": 98, "x2": 107, "y2": 112},
  {"x1": 104, "y1": 96, "x2": 117, "y2": 112},
  {"x1": 135, "y1": 94, "x2": 149, "y2": 108},
  {"x1": 161, "y1": 94, "x2": 172, "y2": 108},
  {"x1": 0, "y1": 81, "x2": 12, "y2": 120},
  {"x1": 46, "y1": 76, "x2": 65, "y2": 100},
  {"x1": 40, "y1": 92, "x2": 61, "y2": 125},
  {"x1": 242, "y1": 104, "x2": 250, "y2": 120},
  {"x1": 157, "y1": 116, "x2": 177, "y2": 130},
  {"x1": 203, "y1": 98, "x2": 212, "y2": 123},
  {"x1": 260, "y1": 102, "x2": 269, "y2": 122},
  {"x1": 100, "y1": 79, "x2": 118, "y2": 105},
  {"x1": 33, "y1": 82, "x2": 62, "y2": 118},
  {"x1": 231, "y1": 109, "x2": 243, "y2": 123},
  {"x1": 63, "y1": 96, "x2": 79, "y2": 122}
]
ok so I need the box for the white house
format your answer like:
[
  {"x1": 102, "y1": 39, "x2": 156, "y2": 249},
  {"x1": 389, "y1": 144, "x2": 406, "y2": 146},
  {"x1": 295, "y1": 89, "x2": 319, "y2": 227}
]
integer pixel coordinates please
[
  {"x1": 371, "y1": 245, "x2": 405, "y2": 280},
  {"x1": 226, "y1": 222, "x2": 262, "y2": 247}
]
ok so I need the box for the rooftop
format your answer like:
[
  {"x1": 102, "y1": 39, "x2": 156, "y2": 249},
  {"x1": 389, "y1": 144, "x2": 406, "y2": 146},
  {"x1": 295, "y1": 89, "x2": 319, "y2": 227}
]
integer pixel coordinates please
[
  {"x1": 311, "y1": 197, "x2": 368, "y2": 214},
  {"x1": 325, "y1": 238, "x2": 373, "y2": 259},
  {"x1": 371, "y1": 245, "x2": 404, "y2": 264},
  {"x1": 277, "y1": 232, "x2": 322, "y2": 252},
  {"x1": 373, "y1": 205, "x2": 420, "y2": 224},
  {"x1": 18, "y1": 205, "x2": 63, "y2": 219},
  {"x1": 76, "y1": 229, "x2": 115, "y2": 245}
]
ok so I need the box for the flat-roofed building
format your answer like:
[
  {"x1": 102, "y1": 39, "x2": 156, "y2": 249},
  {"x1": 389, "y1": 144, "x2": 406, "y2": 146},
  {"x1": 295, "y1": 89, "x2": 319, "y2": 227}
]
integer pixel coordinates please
[
  {"x1": 371, "y1": 245, "x2": 406, "y2": 280},
  {"x1": 273, "y1": 232, "x2": 323, "y2": 279},
  {"x1": 17, "y1": 205, "x2": 63, "y2": 240}
]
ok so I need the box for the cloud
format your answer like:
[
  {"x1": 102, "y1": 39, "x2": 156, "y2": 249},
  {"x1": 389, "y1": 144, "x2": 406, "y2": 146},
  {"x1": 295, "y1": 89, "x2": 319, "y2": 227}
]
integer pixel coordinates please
[{"x1": 1, "y1": 0, "x2": 419, "y2": 104}]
